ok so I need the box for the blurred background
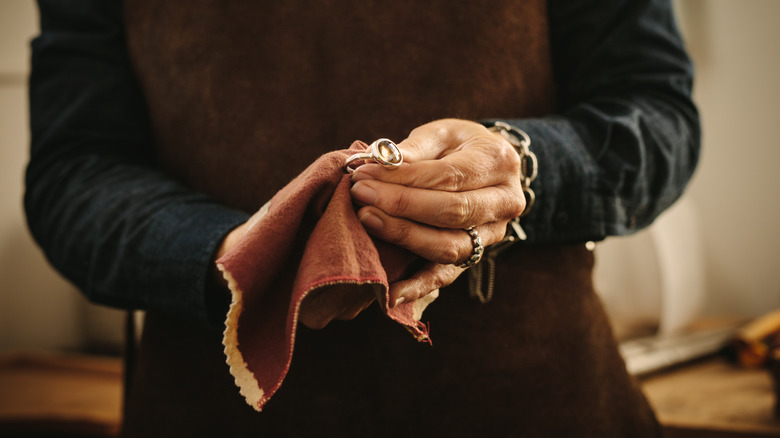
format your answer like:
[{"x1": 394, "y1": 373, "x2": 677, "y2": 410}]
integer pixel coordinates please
[
  {"x1": 0, "y1": 0, "x2": 125, "y2": 355},
  {"x1": 0, "y1": 0, "x2": 779, "y2": 355}
]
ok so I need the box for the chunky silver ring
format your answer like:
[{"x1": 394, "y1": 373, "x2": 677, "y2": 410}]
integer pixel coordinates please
[
  {"x1": 458, "y1": 227, "x2": 484, "y2": 269},
  {"x1": 345, "y1": 138, "x2": 403, "y2": 173}
]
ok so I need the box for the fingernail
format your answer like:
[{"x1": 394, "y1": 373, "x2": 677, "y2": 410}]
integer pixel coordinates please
[
  {"x1": 350, "y1": 181, "x2": 377, "y2": 205},
  {"x1": 358, "y1": 211, "x2": 383, "y2": 231},
  {"x1": 393, "y1": 297, "x2": 406, "y2": 307}
]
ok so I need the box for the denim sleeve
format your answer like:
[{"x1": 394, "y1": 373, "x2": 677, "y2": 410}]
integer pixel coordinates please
[
  {"x1": 491, "y1": 0, "x2": 700, "y2": 243},
  {"x1": 25, "y1": 0, "x2": 249, "y2": 326}
]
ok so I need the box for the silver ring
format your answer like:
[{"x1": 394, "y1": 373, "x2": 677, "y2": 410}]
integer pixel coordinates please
[
  {"x1": 458, "y1": 227, "x2": 484, "y2": 269},
  {"x1": 345, "y1": 138, "x2": 403, "y2": 173}
]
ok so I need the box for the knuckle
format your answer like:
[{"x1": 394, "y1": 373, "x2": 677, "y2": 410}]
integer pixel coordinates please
[
  {"x1": 501, "y1": 142, "x2": 522, "y2": 169},
  {"x1": 440, "y1": 193, "x2": 472, "y2": 226},
  {"x1": 431, "y1": 276, "x2": 446, "y2": 292},
  {"x1": 438, "y1": 240, "x2": 462, "y2": 265},
  {"x1": 403, "y1": 282, "x2": 425, "y2": 303},
  {"x1": 433, "y1": 121, "x2": 455, "y2": 139},
  {"x1": 439, "y1": 163, "x2": 467, "y2": 192},
  {"x1": 509, "y1": 191, "x2": 526, "y2": 218},
  {"x1": 489, "y1": 136, "x2": 521, "y2": 173},
  {"x1": 432, "y1": 265, "x2": 459, "y2": 290},
  {"x1": 390, "y1": 220, "x2": 415, "y2": 246},
  {"x1": 388, "y1": 188, "x2": 413, "y2": 216},
  {"x1": 488, "y1": 222, "x2": 508, "y2": 246}
]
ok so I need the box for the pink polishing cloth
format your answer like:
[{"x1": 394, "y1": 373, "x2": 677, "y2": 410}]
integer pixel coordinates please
[{"x1": 216, "y1": 141, "x2": 432, "y2": 411}]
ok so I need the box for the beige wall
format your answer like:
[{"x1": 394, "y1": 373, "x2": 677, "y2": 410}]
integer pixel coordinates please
[
  {"x1": 0, "y1": 0, "x2": 80, "y2": 351},
  {"x1": 0, "y1": 1, "x2": 122, "y2": 353},
  {"x1": 675, "y1": 0, "x2": 780, "y2": 315},
  {"x1": 0, "y1": 1, "x2": 778, "y2": 352}
]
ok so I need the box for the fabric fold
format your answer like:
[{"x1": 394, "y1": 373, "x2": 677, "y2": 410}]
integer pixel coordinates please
[{"x1": 216, "y1": 141, "x2": 432, "y2": 411}]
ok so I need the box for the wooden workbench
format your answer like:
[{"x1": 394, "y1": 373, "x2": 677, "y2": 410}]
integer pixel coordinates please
[
  {"x1": 0, "y1": 352, "x2": 122, "y2": 437},
  {"x1": 1, "y1": 351, "x2": 778, "y2": 437},
  {"x1": 641, "y1": 357, "x2": 780, "y2": 437}
]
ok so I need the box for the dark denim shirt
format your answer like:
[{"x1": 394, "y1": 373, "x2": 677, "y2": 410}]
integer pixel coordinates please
[{"x1": 25, "y1": 0, "x2": 700, "y2": 325}]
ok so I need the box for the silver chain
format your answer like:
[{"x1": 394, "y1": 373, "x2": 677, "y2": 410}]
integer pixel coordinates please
[{"x1": 468, "y1": 121, "x2": 538, "y2": 303}]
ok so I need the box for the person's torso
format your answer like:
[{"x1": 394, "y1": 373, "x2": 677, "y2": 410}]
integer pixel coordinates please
[{"x1": 124, "y1": 0, "x2": 555, "y2": 211}]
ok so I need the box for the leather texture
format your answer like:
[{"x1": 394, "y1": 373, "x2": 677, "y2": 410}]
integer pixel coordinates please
[{"x1": 121, "y1": 0, "x2": 659, "y2": 436}]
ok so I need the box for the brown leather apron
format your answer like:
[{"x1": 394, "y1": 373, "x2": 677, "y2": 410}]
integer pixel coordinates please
[{"x1": 121, "y1": 1, "x2": 659, "y2": 436}]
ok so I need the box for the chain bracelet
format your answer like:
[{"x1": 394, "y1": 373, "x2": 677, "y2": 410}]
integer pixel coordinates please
[
  {"x1": 489, "y1": 121, "x2": 538, "y2": 218},
  {"x1": 468, "y1": 121, "x2": 538, "y2": 303}
]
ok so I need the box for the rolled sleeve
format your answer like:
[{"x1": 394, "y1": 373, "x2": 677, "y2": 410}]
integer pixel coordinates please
[
  {"x1": 26, "y1": 0, "x2": 249, "y2": 326},
  {"x1": 488, "y1": 0, "x2": 700, "y2": 243}
]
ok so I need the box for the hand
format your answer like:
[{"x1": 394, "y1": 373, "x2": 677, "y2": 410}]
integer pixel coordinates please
[
  {"x1": 214, "y1": 202, "x2": 377, "y2": 329},
  {"x1": 350, "y1": 119, "x2": 526, "y2": 305}
]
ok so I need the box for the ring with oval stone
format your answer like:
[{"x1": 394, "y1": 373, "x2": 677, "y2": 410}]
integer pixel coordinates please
[{"x1": 345, "y1": 138, "x2": 403, "y2": 173}]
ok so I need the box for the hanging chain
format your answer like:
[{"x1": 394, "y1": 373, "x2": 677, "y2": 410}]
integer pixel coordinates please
[{"x1": 468, "y1": 121, "x2": 538, "y2": 303}]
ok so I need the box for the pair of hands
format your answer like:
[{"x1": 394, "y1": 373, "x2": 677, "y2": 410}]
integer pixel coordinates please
[{"x1": 219, "y1": 119, "x2": 526, "y2": 329}]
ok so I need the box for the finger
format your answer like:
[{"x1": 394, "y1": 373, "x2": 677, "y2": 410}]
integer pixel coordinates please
[
  {"x1": 352, "y1": 147, "x2": 515, "y2": 192},
  {"x1": 352, "y1": 136, "x2": 520, "y2": 192},
  {"x1": 350, "y1": 180, "x2": 524, "y2": 228},
  {"x1": 357, "y1": 205, "x2": 505, "y2": 264},
  {"x1": 389, "y1": 262, "x2": 464, "y2": 305}
]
